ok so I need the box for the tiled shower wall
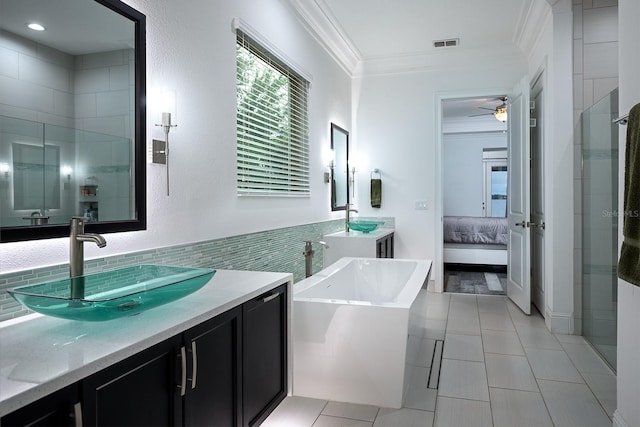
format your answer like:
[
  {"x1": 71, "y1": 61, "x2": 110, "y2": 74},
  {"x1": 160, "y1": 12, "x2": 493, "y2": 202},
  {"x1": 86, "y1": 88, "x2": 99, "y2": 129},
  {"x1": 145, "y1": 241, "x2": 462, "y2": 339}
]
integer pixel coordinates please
[
  {"x1": 0, "y1": 218, "x2": 398, "y2": 323},
  {"x1": 572, "y1": 0, "x2": 619, "y2": 334},
  {"x1": 0, "y1": 29, "x2": 133, "y2": 137}
]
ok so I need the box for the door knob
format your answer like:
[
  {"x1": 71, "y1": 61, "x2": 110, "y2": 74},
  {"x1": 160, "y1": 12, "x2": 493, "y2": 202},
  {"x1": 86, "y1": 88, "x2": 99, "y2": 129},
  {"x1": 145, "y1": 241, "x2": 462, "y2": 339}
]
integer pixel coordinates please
[
  {"x1": 515, "y1": 221, "x2": 527, "y2": 227},
  {"x1": 529, "y1": 222, "x2": 546, "y2": 230}
]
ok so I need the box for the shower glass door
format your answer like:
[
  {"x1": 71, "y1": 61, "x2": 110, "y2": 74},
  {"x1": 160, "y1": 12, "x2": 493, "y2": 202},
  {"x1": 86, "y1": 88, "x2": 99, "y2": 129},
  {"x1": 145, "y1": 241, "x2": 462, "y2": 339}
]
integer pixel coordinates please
[{"x1": 581, "y1": 88, "x2": 618, "y2": 371}]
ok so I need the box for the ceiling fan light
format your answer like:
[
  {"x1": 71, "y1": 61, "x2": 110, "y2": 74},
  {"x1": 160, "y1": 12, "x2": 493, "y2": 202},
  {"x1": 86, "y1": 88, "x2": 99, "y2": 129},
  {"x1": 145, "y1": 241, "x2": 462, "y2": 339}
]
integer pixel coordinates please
[{"x1": 494, "y1": 105, "x2": 508, "y2": 122}]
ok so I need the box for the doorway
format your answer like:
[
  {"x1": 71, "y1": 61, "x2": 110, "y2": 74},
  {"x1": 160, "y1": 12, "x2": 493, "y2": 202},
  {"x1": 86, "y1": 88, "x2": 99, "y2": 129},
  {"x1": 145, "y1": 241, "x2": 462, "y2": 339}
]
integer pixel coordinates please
[
  {"x1": 440, "y1": 95, "x2": 509, "y2": 296},
  {"x1": 436, "y1": 77, "x2": 546, "y2": 313},
  {"x1": 530, "y1": 74, "x2": 546, "y2": 314}
]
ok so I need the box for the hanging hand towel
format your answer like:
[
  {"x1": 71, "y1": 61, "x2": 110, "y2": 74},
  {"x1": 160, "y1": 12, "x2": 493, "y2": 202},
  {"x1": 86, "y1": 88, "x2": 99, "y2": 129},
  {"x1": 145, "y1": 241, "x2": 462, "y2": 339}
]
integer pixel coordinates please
[
  {"x1": 371, "y1": 178, "x2": 382, "y2": 208},
  {"x1": 617, "y1": 102, "x2": 640, "y2": 287}
]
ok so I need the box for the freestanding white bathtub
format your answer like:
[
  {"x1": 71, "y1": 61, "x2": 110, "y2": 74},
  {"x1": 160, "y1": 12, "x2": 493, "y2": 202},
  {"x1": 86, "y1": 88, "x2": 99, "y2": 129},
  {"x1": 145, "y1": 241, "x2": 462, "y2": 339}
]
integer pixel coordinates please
[{"x1": 293, "y1": 257, "x2": 432, "y2": 408}]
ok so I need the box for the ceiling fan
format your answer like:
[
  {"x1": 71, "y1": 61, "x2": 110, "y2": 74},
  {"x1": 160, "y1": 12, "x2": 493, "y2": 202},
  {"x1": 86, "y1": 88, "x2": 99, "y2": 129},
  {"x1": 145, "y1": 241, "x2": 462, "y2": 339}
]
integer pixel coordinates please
[{"x1": 469, "y1": 96, "x2": 508, "y2": 122}]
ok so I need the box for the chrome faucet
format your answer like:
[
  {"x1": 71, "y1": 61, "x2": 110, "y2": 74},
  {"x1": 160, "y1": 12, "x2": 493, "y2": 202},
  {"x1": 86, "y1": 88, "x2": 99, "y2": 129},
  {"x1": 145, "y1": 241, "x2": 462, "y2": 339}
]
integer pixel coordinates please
[
  {"x1": 70, "y1": 216, "x2": 106, "y2": 278},
  {"x1": 345, "y1": 203, "x2": 358, "y2": 232},
  {"x1": 303, "y1": 240, "x2": 329, "y2": 278}
]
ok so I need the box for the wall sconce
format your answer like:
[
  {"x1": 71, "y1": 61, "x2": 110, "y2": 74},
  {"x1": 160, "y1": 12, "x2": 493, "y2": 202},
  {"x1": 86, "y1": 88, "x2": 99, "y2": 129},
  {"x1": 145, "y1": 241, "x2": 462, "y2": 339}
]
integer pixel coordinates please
[
  {"x1": 349, "y1": 165, "x2": 356, "y2": 198},
  {"x1": 153, "y1": 89, "x2": 177, "y2": 196},
  {"x1": 324, "y1": 160, "x2": 334, "y2": 184},
  {"x1": 0, "y1": 162, "x2": 9, "y2": 179},
  {"x1": 322, "y1": 146, "x2": 334, "y2": 184},
  {"x1": 61, "y1": 166, "x2": 72, "y2": 190},
  {"x1": 61, "y1": 166, "x2": 72, "y2": 181}
]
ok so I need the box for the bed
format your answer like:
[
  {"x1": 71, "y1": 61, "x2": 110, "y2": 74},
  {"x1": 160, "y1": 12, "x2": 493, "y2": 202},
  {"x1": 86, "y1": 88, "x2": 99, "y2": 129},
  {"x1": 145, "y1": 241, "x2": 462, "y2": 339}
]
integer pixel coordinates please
[{"x1": 443, "y1": 216, "x2": 508, "y2": 265}]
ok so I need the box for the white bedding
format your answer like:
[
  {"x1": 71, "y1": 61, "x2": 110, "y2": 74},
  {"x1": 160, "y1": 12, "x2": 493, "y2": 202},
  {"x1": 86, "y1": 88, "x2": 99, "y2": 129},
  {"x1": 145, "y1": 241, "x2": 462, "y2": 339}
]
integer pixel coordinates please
[{"x1": 443, "y1": 216, "x2": 508, "y2": 245}]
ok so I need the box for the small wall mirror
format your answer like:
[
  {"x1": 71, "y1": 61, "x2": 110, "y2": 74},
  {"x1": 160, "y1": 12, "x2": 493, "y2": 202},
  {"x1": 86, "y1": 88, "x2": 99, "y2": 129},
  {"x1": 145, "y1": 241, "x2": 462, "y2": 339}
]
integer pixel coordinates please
[
  {"x1": 331, "y1": 123, "x2": 349, "y2": 211},
  {"x1": 0, "y1": 0, "x2": 146, "y2": 242}
]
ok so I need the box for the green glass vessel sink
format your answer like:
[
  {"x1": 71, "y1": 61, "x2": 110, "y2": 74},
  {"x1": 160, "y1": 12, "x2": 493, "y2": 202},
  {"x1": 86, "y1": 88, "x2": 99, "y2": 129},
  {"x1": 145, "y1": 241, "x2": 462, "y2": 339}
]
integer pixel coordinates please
[
  {"x1": 347, "y1": 220, "x2": 382, "y2": 233},
  {"x1": 8, "y1": 265, "x2": 215, "y2": 321}
]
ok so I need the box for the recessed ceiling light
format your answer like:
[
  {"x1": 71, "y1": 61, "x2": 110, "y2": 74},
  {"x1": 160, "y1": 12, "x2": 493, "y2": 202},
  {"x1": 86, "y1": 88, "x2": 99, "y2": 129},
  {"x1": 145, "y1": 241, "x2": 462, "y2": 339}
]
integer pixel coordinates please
[{"x1": 27, "y1": 23, "x2": 46, "y2": 31}]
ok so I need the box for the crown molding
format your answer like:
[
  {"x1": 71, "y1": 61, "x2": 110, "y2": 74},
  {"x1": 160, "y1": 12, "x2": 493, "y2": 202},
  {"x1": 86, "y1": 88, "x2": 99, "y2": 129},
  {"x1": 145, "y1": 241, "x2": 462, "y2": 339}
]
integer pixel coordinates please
[
  {"x1": 284, "y1": 0, "x2": 543, "y2": 78},
  {"x1": 354, "y1": 46, "x2": 527, "y2": 78},
  {"x1": 514, "y1": 0, "x2": 552, "y2": 57},
  {"x1": 443, "y1": 117, "x2": 508, "y2": 134},
  {"x1": 282, "y1": 0, "x2": 361, "y2": 75}
]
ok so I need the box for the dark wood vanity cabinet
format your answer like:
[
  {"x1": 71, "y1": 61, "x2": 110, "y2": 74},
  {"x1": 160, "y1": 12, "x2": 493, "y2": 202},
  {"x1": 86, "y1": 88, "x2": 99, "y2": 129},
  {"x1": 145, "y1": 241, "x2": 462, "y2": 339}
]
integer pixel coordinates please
[
  {"x1": 376, "y1": 232, "x2": 394, "y2": 258},
  {"x1": 1, "y1": 384, "x2": 79, "y2": 427},
  {"x1": 242, "y1": 284, "x2": 288, "y2": 427},
  {"x1": 82, "y1": 335, "x2": 182, "y2": 426},
  {"x1": 182, "y1": 306, "x2": 243, "y2": 427},
  {"x1": 81, "y1": 307, "x2": 244, "y2": 427},
  {"x1": 1, "y1": 283, "x2": 288, "y2": 427}
]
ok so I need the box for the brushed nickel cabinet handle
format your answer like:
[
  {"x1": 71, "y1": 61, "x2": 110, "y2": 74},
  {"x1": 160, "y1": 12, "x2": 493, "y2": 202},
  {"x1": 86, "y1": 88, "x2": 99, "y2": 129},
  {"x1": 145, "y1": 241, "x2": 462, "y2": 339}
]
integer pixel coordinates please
[
  {"x1": 262, "y1": 292, "x2": 279, "y2": 303},
  {"x1": 178, "y1": 346, "x2": 187, "y2": 396},
  {"x1": 72, "y1": 402, "x2": 83, "y2": 427},
  {"x1": 190, "y1": 341, "x2": 198, "y2": 390}
]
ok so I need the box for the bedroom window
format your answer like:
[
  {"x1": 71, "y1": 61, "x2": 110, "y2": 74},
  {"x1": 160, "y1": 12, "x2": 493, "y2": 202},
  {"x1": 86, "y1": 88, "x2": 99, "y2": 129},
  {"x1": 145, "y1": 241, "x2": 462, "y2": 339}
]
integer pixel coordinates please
[
  {"x1": 236, "y1": 29, "x2": 310, "y2": 196},
  {"x1": 483, "y1": 150, "x2": 507, "y2": 217}
]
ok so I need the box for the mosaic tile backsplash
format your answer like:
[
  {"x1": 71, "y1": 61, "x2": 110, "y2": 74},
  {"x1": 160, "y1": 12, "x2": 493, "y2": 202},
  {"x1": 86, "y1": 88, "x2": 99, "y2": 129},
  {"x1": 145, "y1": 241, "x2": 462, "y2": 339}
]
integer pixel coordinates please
[{"x1": 0, "y1": 218, "x2": 394, "y2": 322}]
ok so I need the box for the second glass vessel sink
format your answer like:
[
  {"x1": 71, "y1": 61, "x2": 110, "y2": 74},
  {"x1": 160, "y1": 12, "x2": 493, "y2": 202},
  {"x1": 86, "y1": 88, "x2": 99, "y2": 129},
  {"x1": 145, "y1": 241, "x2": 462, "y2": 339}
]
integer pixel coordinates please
[
  {"x1": 347, "y1": 220, "x2": 382, "y2": 233},
  {"x1": 8, "y1": 265, "x2": 215, "y2": 321}
]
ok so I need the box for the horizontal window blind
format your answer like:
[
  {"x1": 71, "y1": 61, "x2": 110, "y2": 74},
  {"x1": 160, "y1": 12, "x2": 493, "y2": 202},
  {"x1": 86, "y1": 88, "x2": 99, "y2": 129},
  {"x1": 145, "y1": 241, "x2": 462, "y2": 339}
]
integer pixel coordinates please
[{"x1": 236, "y1": 30, "x2": 310, "y2": 196}]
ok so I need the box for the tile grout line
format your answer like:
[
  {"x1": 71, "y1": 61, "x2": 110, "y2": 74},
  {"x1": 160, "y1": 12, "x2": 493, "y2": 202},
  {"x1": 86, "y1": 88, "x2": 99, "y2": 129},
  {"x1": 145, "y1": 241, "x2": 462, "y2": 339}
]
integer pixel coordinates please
[
  {"x1": 476, "y1": 296, "x2": 495, "y2": 427},
  {"x1": 431, "y1": 290, "x2": 451, "y2": 426},
  {"x1": 507, "y1": 303, "x2": 558, "y2": 425},
  {"x1": 554, "y1": 339, "x2": 615, "y2": 421}
]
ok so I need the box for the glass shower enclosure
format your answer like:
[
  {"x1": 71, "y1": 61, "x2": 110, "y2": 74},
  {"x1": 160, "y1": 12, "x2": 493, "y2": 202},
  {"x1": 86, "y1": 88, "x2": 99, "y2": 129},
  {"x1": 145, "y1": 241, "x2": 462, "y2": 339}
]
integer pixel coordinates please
[{"x1": 581, "y1": 88, "x2": 618, "y2": 371}]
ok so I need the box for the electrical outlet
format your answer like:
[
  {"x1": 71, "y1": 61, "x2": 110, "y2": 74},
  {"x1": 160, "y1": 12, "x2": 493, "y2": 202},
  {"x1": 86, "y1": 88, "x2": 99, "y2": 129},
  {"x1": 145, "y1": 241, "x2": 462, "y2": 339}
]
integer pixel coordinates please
[{"x1": 415, "y1": 200, "x2": 428, "y2": 210}]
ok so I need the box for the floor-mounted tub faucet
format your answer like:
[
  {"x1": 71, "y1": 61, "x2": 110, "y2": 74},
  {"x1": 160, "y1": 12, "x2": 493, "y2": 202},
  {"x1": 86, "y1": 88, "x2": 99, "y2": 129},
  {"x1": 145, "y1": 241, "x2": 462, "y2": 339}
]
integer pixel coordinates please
[
  {"x1": 303, "y1": 240, "x2": 329, "y2": 278},
  {"x1": 345, "y1": 203, "x2": 358, "y2": 232}
]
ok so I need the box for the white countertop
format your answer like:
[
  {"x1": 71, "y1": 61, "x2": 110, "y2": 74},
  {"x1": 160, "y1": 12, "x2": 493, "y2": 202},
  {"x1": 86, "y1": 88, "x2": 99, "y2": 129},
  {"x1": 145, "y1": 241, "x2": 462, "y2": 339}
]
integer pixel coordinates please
[
  {"x1": 0, "y1": 269, "x2": 292, "y2": 417},
  {"x1": 325, "y1": 228, "x2": 394, "y2": 239}
]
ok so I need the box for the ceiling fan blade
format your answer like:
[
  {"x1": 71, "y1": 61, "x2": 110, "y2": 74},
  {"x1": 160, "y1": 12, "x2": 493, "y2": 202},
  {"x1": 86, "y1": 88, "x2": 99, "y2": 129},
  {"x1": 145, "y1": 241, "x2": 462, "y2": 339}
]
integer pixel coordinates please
[
  {"x1": 468, "y1": 113, "x2": 494, "y2": 117},
  {"x1": 478, "y1": 107, "x2": 496, "y2": 111}
]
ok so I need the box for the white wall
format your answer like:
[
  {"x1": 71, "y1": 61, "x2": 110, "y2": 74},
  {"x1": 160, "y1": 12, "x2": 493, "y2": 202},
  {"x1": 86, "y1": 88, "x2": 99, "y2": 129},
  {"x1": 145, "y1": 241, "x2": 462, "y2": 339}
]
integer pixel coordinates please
[
  {"x1": 615, "y1": 1, "x2": 640, "y2": 426},
  {"x1": 0, "y1": 0, "x2": 351, "y2": 273},
  {"x1": 351, "y1": 56, "x2": 526, "y2": 266},
  {"x1": 525, "y1": 0, "x2": 576, "y2": 333},
  {"x1": 443, "y1": 132, "x2": 507, "y2": 217}
]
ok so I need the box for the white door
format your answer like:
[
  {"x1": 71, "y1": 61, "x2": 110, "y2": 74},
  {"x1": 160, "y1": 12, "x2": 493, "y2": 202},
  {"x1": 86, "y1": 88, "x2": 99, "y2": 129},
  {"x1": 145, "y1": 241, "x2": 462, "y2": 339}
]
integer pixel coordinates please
[
  {"x1": 530, "y1": 75, "x2": 545, "y2": 313},
  {"x1": 507, "y1": 78, "x2": 531, "y2": 314}
]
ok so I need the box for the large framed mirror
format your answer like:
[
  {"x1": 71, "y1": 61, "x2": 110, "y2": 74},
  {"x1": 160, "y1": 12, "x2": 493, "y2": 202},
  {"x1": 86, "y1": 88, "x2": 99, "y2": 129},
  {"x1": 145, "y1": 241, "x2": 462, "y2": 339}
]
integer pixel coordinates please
[
  {"x1": 0, "y1": 0, "x2": 146, "y2": 243},
  {"x1": 330, "y1": 123, "x2": 349, "y2": 211}
]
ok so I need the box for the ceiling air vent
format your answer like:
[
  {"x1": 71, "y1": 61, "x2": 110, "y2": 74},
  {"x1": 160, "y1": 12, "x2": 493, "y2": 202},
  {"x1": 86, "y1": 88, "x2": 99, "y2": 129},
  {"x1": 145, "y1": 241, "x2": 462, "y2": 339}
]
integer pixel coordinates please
[{"x1": 433, "y1": 38, "x2": 459, "y2": 48}]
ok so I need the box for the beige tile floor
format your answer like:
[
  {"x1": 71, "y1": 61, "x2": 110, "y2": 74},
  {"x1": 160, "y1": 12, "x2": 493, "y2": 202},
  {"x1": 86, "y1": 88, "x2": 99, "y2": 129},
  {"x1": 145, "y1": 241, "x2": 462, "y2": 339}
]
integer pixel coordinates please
[{"x1": 264, "y1": 288, "x2": 615, "y2": 427}]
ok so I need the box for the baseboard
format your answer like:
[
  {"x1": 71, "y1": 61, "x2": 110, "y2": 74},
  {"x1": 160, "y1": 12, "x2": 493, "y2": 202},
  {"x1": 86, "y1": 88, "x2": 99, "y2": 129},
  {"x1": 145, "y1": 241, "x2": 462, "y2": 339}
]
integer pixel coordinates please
[
  {"x1": 545, "y1": 309, "x2": 573, "y2": 334},
  {"x1": 613, "y1": 410, "x2": 630, "y2": 427}
]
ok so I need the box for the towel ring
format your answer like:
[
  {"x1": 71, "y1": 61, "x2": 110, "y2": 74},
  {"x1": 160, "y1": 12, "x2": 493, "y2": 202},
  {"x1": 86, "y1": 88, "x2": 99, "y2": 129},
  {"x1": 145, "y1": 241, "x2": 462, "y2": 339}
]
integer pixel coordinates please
[{"x1": 371, "y1": 168, "x2": 381, "y2": 179}]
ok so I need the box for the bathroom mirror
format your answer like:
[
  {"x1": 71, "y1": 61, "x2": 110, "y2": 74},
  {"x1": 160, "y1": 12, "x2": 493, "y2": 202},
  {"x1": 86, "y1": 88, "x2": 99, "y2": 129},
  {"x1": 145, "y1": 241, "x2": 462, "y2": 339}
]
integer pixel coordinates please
[
  {"x1": 331, "y1": 123, "x2": 349, "y2": 211},
  {"x1": 0, "y1": 0, "x2": 146, "y2": 243}
]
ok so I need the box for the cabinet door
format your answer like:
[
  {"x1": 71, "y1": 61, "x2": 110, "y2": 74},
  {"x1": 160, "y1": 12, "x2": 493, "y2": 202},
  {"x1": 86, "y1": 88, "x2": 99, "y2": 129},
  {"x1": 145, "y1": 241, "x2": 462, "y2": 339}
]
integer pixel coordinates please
[
  {"x1": 1, "y1": 384, "x2": 79, "y2": 427},
  {"x1": 182, "y1": 305, "x2": 242, "y2": 427},
  {"x1": 376, "y1": 238, "x2": 386, "y2": 258},
  {"x1": 82, "y1": 336, "x2": 182, "y2": 427},
  {"x1": 376, "y1": 233, "x2": 394, "y2": 259},
  {"x1": 242, "y1": 284, "x2": 288, "y2": 427}
]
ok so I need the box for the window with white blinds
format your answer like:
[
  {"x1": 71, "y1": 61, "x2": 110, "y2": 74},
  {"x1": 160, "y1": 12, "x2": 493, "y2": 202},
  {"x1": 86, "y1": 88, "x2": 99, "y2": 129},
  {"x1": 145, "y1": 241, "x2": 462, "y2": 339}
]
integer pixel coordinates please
[{"x1": 236, "y1": 30, "x2": 310, "y2": 196}]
